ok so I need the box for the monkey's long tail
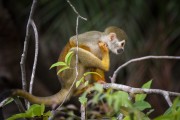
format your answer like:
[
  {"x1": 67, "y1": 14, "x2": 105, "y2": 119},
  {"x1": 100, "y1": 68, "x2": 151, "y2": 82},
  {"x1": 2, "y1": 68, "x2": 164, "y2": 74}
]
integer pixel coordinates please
[{"x1": 0, "y1": 88, "x2": 71, "y2": 107}]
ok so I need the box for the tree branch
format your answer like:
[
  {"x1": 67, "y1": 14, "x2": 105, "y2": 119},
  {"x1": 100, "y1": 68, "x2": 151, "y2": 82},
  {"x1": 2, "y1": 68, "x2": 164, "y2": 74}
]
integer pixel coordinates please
[
  {"x1": 103, "y1": 83, "x2": 180, "y2": 106},
  {"x1": 20, "y1": 0, "x2": 37, "y2": 107},
  {"x1": 111, "y1": 56, "x2": 180, "y2": 83},
  {"x1": 66, "y1": 0, "x2": 87, "y2": 21},
  {"x1": 28, "y1": 20, "x2": 39, "y2": 108},
  {"x1": 14, "y1": 97, "x2": 26, "y2": 113},
  {"x1": 81, "y1": 104, "x2": 86, "y2": 120}
]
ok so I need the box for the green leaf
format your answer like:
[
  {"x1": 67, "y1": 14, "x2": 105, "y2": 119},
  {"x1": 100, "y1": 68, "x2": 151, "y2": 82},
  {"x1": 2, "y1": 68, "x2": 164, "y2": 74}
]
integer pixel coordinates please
[
  {"x1": 84, "y1": 81, "x2": 89, "y2": 87},
  {"x1": 84, "y1": 72, "x2": 102, "y2": 78},
  {"x1": 26, "y1": 104, "x2": 41, "y2": 117},
  {"x1": 65, "y1": 51, "x2": 74, "y2": 65},
  {"x1": 79, "y1": 95, "x2": 87, "y2": 105},
  {"x1": 154, "y1": 98, "x2": 180, "y2": 120},
  {"x1": 57, "y1": 66, "x2": 70, "y2": 75},
  {"x1": 49, "y1": 62, "x2": 66, "y2": 69},
  {"x1": 112, "y1": 91, "x2": 131, "y2": 112},
  {"x1": 76, "y1": 77, "x2": 84, "y2": 88},
  {"x1": 7, "y1": 104, "x2": 47, "y2": 120},
  {"x1": 164, "y1": 107, "x2": 172, "y2": 115},
  {"x1": 135, "y1": 93, "x2": 146, "y2": 102},
  {"x1": 41, "y1": 104, "x2": 45, "y2": 115},
  {"x1": 111, "y1": 117, "x2": 117, "y2": 120},
  {"x1": 133, "y1": 101, "x2": 151, "y2": 111},
  {"x1": 142, "y1": 80, "x2": 152, "y2": 89},
  {"x1": 92, "y1": 92, "x2": 101, "y2": 104},
  {"x1": 120, "y1": 106, "x2": 133, "y2": 116},
  {"x1": 76, "y1": 80, "x2": 81, "y2": 88},
  {"x1": 44, "y1": 111, "x2": 52, "y2": 117},
  {"x1": 154, "y1": 114, "x2": 174, "y2": 120},
  {"x1": 135, "y1": 80, "x2": 152, "y2": 102},
  {"x1": 123, "y1": 116, "x2": 131, "y2": 120},
  {"x1": 7, "y1": 113, "x2": 27, "y2": 120}
]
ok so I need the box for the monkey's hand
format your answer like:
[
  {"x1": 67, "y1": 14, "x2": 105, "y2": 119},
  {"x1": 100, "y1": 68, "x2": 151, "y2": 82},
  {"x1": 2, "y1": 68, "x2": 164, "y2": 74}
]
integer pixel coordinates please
[
  {"x1": 98, "y1": 41, "x2": 109, "y2": 71},
  {"x1": 98, "y1": 41, "x2": 109, "y2": 53}
]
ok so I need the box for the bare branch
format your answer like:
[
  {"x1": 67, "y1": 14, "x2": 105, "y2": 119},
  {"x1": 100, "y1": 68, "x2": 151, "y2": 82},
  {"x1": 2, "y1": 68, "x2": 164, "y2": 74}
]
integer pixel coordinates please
[
  {"x1": 28, "y1": 20, "x2": 39, "y2": 107},
  {"x1": 81, "y1": 104, "x2": 86, "y2": 120},
  {"x1": 117, "y1": 113, "x2": 123, "y2": 120},
  {"x1": 111, "y1": 56, "x2": 180, "y2": 83},
  {"x1": 163, "y1": 92, "x2": 172, "y2": 106},
  {"x1": 56, "y1": 16, "x2": 81, "y2": 111},
  {"x1": 103, "y1": 83, "x2": 180, "y2": 106},
  {"x1": 29, "y1": 20, "x2": 39, "y2": 95},
  {"x1": 14, "y1": 97, "x2": 26, "y2": 113},
  {"x1": 20, "y1": 0, "x2": 37, "y2": 107},
  {"x1": 0, "y1": 97, "x2": 11, "y2": 108},
  {"x1": 66, "y1": 0, "x2": 87, "y2": 21}
]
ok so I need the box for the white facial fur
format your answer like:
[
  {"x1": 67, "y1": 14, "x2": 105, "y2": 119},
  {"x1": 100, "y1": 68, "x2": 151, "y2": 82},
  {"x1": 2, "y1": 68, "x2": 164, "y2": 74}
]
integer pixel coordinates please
[{"x1": 101, "y1": 33, "x2": 125, "y2": 54}]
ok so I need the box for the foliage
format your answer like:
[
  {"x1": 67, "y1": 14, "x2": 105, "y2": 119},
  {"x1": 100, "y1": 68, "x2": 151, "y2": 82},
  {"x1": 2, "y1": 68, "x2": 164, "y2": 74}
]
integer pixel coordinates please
[
  {"x1": 135, "y1": 80, "x2": 152, "y2": 102},
  {"x1": 79, "y1": 81, "x2": 156, "y2": 120},
  {"x1": 154, "y1": 98, "x2": 180, "y2": 120},
  {"x1": 76, "y1": 72, "x2": 102, "y2": 88},
  {"x1": 75, "y1": 80, "x2": 180, "y2": 119},
  {"x1": 7, "y1": 104, "x2": 51, "y2": 120},
  {"x1": 50, "y1": 51, "x2": 74, "y2": 74}
]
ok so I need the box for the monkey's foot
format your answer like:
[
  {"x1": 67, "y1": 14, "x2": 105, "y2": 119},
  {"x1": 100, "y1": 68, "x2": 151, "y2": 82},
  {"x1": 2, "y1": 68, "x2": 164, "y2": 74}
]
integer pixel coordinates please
[{"x1": 96, "y1": 80, "x2": 106, "y2": 84}]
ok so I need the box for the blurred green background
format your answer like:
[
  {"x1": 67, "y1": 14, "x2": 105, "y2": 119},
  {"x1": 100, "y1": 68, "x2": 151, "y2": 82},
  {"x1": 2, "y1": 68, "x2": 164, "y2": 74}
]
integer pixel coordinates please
[{"x1": 0, "y1": 0, "x2": 180, "y2": 118}]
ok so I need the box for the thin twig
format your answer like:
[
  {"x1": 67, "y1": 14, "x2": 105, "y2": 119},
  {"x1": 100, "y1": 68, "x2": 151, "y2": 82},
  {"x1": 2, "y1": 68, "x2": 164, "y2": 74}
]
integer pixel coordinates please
[
  {"x1": 111, "y1": 56, "x2": 180, "y2": 83},
  {"x1": 103, "y1": 83, "x2": 180, "y2": 106},
  {"x1": 81, "y1": 104, "x2": 86, "y2": 120},
  {"x1": 28, "y1": 20, "x2": 39, "y2": 108},
  {"x1": 117, "y1": 113, "x2": 123, "y2": 120},
  {"x1": 20, "y1": 0, "x2": 37, "y2": 107},
  {"x1": 66, "y1": 0, "x2": 87, "y2": 21},
  {"x1": 56, "y1": 16, "x2": 80, "y2": 111},
  {"x1": 55, "y1": 0, "x2": 87, "y2": 111},
  {"x1": 0, "y1": 97, "x2": 11, "y2": 108},
  {"x1": 14, "y1": 97, "x2": 26, "y2": 113}
]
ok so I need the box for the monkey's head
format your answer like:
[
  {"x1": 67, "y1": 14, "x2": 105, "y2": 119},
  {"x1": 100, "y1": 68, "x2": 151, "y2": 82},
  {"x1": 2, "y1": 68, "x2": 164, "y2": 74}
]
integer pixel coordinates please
[{"x1": 103, "y1": 26, "x2": 127, "y2": 54}]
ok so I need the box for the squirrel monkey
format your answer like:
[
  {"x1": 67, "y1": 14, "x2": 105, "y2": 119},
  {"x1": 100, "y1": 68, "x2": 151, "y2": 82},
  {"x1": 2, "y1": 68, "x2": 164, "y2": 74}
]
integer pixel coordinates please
[{"x1": 0, "y1": 26, "x2": 127, "y2": 108}]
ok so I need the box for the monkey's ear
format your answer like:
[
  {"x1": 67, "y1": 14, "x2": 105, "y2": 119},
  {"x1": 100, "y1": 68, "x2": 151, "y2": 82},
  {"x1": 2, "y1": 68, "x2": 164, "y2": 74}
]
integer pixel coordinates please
[{"x1": 109, "y1": 33, "x2": 116, "y2": 41}]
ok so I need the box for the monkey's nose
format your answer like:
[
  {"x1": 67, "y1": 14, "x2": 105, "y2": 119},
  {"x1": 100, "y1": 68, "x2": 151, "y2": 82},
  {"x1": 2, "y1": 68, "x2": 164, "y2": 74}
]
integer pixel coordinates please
[{"x1": 117, "y1": 48, "x2": 124, "y2": 54}]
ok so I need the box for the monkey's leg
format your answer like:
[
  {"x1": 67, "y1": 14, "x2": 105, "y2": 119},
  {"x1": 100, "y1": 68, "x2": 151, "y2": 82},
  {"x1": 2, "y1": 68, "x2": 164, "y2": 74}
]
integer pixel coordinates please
[{"x1": 70, "y1": 46, "x2": 109, "y2": 71}]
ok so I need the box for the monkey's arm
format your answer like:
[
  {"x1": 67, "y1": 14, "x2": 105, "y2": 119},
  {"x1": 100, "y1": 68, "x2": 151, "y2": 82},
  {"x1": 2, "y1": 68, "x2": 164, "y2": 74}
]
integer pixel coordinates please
[
  {"x1": 91, "y1": 42, "x2": 109, "y2": 82},
  {"x1": 70, "y1": 42, "x2": 109, "y2": 71}
]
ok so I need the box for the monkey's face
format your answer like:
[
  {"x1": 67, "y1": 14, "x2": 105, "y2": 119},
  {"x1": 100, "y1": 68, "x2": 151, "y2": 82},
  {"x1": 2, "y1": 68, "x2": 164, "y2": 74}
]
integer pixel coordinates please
[{"x1": 107, "y1": 33, "x2": 125, "y2": 54}]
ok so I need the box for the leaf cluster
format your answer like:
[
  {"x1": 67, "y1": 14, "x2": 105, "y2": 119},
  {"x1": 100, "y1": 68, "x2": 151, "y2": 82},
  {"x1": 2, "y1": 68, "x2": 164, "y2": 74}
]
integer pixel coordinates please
[
  {"x1": 79, "y1": 80, "x2": 154, "y2": 119},
  {"x1": 50, "y1": 51, "x2": 74, "y2": 74},
  {"x1": 7, "y1": 104, "x2": 51, "y2": 120}
]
